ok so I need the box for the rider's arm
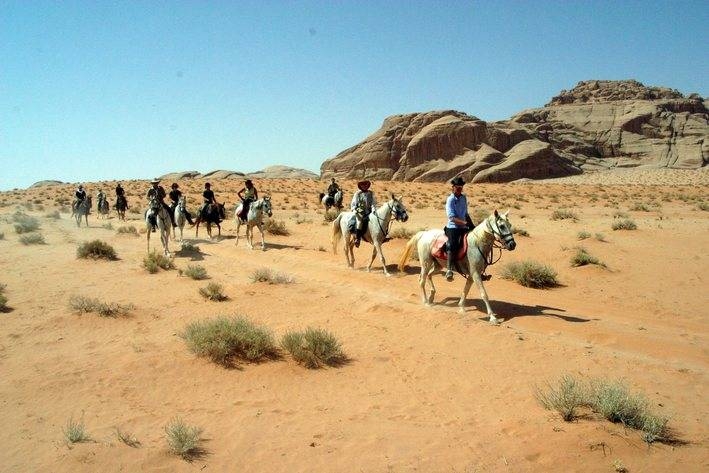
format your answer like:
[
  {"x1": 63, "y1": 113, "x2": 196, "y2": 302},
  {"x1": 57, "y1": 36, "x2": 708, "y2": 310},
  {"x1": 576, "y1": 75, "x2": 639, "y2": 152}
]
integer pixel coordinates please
[
  {"x1": 253, "y1": 189, "x2": 258, "y2": 200},
  {"x1": 446, "y1": 195, "x2": 467, "y2": 226},
  {"x1": 350, "y1": 191, "x2": 359, "y2": 211},
  {"x1": 237, "y1": 188, "x2": 244, "y2": 200}
]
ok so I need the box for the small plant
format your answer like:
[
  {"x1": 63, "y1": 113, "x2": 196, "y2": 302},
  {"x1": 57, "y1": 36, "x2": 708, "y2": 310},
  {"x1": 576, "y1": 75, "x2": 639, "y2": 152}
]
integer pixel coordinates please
[
  {"x1": 63, "y1": 417, "x2": 90, "y2": 444},
  {"x1": 115, "y1": 427, "x2": 141, "y2": 447},
  {"x1": 0, "y1": 232, "x2": 4, "y2": 240},
  {"x1": 612, "y1": 218, "x2": 637, "y2": 231},
  {"x1": 182, "y1": 315, "x2": 278, "y2": 365},
  {"x1": 594, "y1": 233, "x2": 606, "y2": 242},
  {"x1": 501, "y1": 260, "x2": 558, "y2": 288},
  {"x1": 388, "y1": 226, "x2": 415, "y2": 240},
  {"x1": 323, "y1": 210, "x2": 339, "y2": 222},
  {"x1": 281, "y1": 327, "x2": 346, "y2": 368},
  {"x1": 551, "y1": 209, "x2": 578, "y2": 221},
  {"x1": 143, "y1": 251, "x2": 175, "y2": 273},
  {"x1": 535, "y1": 375, "x2": 587, "y2": 421},
  {"x1": 183, "y1": 264, "x2": 208, "y2": 280},
  {"x1": 69, "y1": 295, "x2": 133, "y2": 317},
  {"x1": 613, "y1": 211, "x2": 629, "y2": 219},
  {"x1": 12, "y1": 212, "x2": 40, "y2": 234},
  {"x1": 199, "y1": 282, "x2": 227, "y2": 301},
  {"x1": 164, "y1": 417, "x2": 204, "y2": 460},
  {"x1": 570, "y1": 247, "x2": 606, "y2": 268},
  {"x1": 44, "y1": 210, "x2": 61, "y2": 219},
  {"x1": 0, "y1": 284, "x2": 8, "y2": 312},
  {"x1": 630, "y1": 202, "x2": 650, "y2": 212},
  {"x1": 472, "y1": 208, "x2": 491, "y2": 224},
  {"x1": 698, "y1": 202, "x2": 709, "y2": 211},
  {"x1": 613, "y1": 459, "x2": 628, "y2": 473},
  {"x1": 77, "y1": 240, "x2": 117, "y2": 260},
  {"x1": 577, "y1": 231, "x2": 591, "y2": 240},
  {"x1": 179, "y1": 242, "x2": 200, "y2": 253},
  {"x1": 265, "y1": 219, "x2": 289, "y2": 236},
  {"x1": 512, "y1": 227, "x2": 529, "y2": 237},
  {"x1": 249, "y1": 267, "x2": 294, "y2": 284},
  {"x1": 116, "y1": 225, "x2": 138, "y2": 235},
  {"x1": 102, "y1": 222, "x2": 114, "y2": 230},
  {"x1": 19, "y1": 232, "x2": 46, "y2": 245}
]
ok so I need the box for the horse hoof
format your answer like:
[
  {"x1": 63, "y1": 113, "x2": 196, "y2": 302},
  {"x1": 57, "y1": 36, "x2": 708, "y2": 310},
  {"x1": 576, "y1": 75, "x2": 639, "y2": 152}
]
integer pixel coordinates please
[{"x1": 489, "y1": 317, "x2": 503, "y2": 325}]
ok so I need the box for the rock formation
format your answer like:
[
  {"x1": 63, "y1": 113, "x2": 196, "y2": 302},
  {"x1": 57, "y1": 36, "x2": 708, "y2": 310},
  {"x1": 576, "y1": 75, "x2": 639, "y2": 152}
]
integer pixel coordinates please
[{"x1": 321, "y1": 80, "x2": 708, "y2": 182}]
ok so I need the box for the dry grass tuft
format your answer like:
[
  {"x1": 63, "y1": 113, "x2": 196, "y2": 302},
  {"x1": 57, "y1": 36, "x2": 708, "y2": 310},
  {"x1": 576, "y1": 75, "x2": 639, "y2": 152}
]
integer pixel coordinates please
[
  {"x1": 535, "y1": 374, "x2": 587, "y2": 421},
  {"x1": 164, "y1": 417, "x2": 204, "y2": 460},
  {"x1": 143, "y1": 251, "x2": 175, "y2": 273},
  {"x1": 501, "y1": 260, "x2": 558, "y2": 288},
  {"x1": 69, "y1": 295, "x2": 134, "y2": 317},
  {"x1": 199, "y1": 282, "x2": 227, "y2": 301},
  {"x1": 612, "y1": 218, "x2": 637, "y2": 231},
  {"x1": 77, "y1": 240, "x2": 117, "y2": 260},
  {"x1": 281, "y1": 327, "x2": 346, "y2": 368},
  {"x1": 265, "y1": 219, "x2": 289, "y2": 235},
  {"x1": 19, "y1": 232, "x2": 46, "y2": 245},
  {"x1": 63, "y1": 417, "x2": 90, "y2": 444},
  {"x1": 551, "y1": 209, "x2": 578, "y2": 221},
  {"x1": 249, "y1": 267, "x2": 294, "y2": 284},
  {"x1": 570, "y1": 247, "x2": 606, "y2": 268},
  {"x1": 183, "y1": 264, "x2": 208, "y2": 280}
]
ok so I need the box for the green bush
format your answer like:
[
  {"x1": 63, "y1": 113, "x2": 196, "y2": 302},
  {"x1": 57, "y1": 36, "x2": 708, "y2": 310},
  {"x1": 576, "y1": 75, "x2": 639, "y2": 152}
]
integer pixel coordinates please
[
  {"x1": 577, "y1": 231, "x2": 591, "y2": 240},
  {"x1": 612, "y1": 218, "x2": 637, "y2": 231},
  {"x1": 570, "y1": 247, "x2": 606, "y2": 268},
  {"x1": 19, "y1": 232, "x2": 45, "y2": 245},
  {"x1": 77, "y1": 240, "x2": 117, "y2": 260},
  {"x1": 501, "y1": 260, "x2": 558, "y2": 288},
  {"x1": 281, "y1": 327, "x2": 345, "y2": 368},
  {"x1": 182, "y1": 315, "x2": 278, "y2": 366},
  {"x1": 143, "y1": 251, "x2": 174, "y2": 273},
  {"x1": 183, "y1": 264, "x2": 208, "y2": 280},
  {"x1": 199, "y1": 282, "x2": 227, "y2": 301},
  {"x1": 165, "y1": 417, "x2": 203, "y2": 460},
  {"x1": 535, "y1": 374, "x2": 588, "y2": 421},
  {"x1": 63, "y1": 417, "x2": 90, "y2": 444}
]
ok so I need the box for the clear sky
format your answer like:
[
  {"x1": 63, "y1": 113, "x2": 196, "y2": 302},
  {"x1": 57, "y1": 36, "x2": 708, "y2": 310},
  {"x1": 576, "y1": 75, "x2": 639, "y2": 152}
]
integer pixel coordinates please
[{"x1": 1, "y1": 0, "x2": 707, "y2": 190}]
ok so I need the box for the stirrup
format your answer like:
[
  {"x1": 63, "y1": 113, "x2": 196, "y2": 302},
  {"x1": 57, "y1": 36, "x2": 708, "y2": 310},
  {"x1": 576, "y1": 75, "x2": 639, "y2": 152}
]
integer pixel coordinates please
[
  {"x1": 482, "y1": 274, "x2": 492, "y2": 281},
  {"x1": 354, "y1": 239, "x2": 361, "y2": 248},
  {"x1": 445, "y1": 270, "x2": 454, "y2": 281}
]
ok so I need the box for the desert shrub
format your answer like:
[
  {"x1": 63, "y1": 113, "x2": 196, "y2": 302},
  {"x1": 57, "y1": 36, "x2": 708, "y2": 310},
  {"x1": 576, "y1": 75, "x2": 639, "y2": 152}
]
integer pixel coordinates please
[
  {"x1": 182, "y1": 315, "x2": 277, "y2": 365},
  {"x1": 551, "y1": 209, "x2": 578, "y2": 221},
  {"x1": 69, "y1": 295, "x2": 133, "y2": 317},
  {"x1": 570, "y1": 247, "x2": 606, "y2": 268},
  {"x1": 0, "y1": 284, "x2": 7, "y2": 311},
  {"x1": 165, "y1": 417, "x2": 203, "y2": 460},
  {"x1": 63, "y1": 417, "x2": 90, "y2": 444},
  {"x1": 501, "y1": 260, "x2": 558, "y2": 288},
  {"x1": 535, "y1": 374, "x2": 588, "y2": 421},
  {"x1": 0, "y1": 232, "x2": 4, "y2": 240},
  {"x1": 630, "y1": 203, "x2": 650, "y2": 212},
  {"x1": 12, "y1": 212, "x2": 40, "y2": 234},
  {"x1": 265, "y1": 219, "x2": 289, "y2": 236},
  {"x1": 116, "y1": 225, "x2": 138, "y2": 235},
  {"x1": 179, "y1": 242, "x2": 200, "y2": 253},
  {"x1": 184, "y1": 264, "x2": 208, "y2": 280},
  {"x1": 472, "y1": 208, "x2": 490, "y2": 224},
  {"x1": 697, "y1": 202, "x2": 708, "y2": 211},
  {"x1": 19, "y1": 232, "x2": 45, "y2": 245},
  {"x1": 115, "y1": 427, "x2": 140, "y2": 448},
  {"x1": 388, "y1": 226, "x2": 415, "y2": 240},
  {"x1": 594, "y1": 233, "x2": 606, "y2": 242},
  {"x1": 249, "y1": 267, "x2": 294, "y2": 284},
  {"x1": 44, "y1": 210, "x2": 61, "y2": 219},
  {"x1": 323, "y1": 210, "x2": 339, "y2": 222},
  {"x1": 199, "y1": 282, "x2": 227, "y2": 301},
  {"x1": 612, "y1": 218, "x2": 637, "y2": 231},
  {"x1": 513, "y1": 227, "x2": 529, "y2": 237},
  {"x1": 613, "y1": 211, "x2": 629, "y2": 219},
  {"x1": 281, "y1": 327, "x2": 345, "y2": 369},
  {"x1": 577, "y1": 231, "x2": 591, "y2": 240},
  {"x1": 101, "y1": 223, "x2": 114, "y2": 230},
  {"x1": 143, "y1": 251, "x2": 175, "y2": 273},
  {"x1": 77, "y1": 240, "x2": 117, "y2": 260}
]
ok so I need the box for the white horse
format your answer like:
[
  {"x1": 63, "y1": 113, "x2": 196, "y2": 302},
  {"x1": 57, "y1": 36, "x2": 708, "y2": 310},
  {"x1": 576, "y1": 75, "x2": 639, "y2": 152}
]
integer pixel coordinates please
[
  {"x1": 319, "y1": 190, "x2": 343, "y2": 212},
  {"x1": 173, "y1": 195, "x2": 189, "y2": 242},
  {"x1": 145, "y1": 196, "x2": 171, "y2": 257},
  {"x1": 73, "y1": 196, "x2": 92, "y2": 227},
  {"x1": 397, "y1": 210, "x2": 516, "y2": 325},
  {"x1": 97, "y1": 195, "x2": 109, "y2": 219},
  {"x1": 235, "y1": 196, "x2": 273, "y2": 250},
  {"x1": 331, "y1": 194, "x2": 408, "y2": 277}
]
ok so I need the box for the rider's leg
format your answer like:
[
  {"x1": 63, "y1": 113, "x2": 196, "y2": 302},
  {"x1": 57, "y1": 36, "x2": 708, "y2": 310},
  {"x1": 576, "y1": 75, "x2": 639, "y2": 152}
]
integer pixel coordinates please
[
  {"x1": 354, "y1": 215, "x2": 364, "y2": 247},
  {"x1": 185, "y1": 210, "x2": 195, "y2": 225},
  {"x1": 444, "y1": 228, "x2": 457, "y2": 281}
]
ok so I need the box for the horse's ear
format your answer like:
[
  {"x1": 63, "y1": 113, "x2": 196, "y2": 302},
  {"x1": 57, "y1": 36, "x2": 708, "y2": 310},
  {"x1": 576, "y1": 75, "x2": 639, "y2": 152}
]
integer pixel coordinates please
[
  {"x1": 494, "y1": 209, "x2": 499, "y2": 218},
  {"x1": 390, "y1": 192, "x2": 395, "y2": 200},
  {"x1": 503, "y1": 209, "x2": 510, "y2": 218}
]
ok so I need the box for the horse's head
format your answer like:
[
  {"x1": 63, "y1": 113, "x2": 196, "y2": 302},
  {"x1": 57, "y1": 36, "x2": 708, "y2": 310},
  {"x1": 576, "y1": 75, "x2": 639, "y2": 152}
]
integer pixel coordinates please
[
  {"x1": 217, "y1": 202, "x2": 226, "y2": 220},
  {"x1": 148, "y1": 195, "x2": 160, "y2": 211},
  {"x1": 262, "y1": 196, "x2": 273, "y2": 217},
  {"x1": 487, "y1": 210, "x2": 516, "y2": 251},
  {"x1": 177, "y1": 195, "x2": 186, "y2": 210},
  {"x1": 390, "y1": 194, "x2": 408, "y2": 222}
]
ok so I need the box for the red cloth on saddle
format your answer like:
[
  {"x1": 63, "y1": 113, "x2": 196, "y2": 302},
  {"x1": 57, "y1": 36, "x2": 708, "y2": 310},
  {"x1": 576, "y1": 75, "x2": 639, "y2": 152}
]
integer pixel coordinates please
[{"x1": 431, "y1": 233, "x2": 468, "y2": 261}]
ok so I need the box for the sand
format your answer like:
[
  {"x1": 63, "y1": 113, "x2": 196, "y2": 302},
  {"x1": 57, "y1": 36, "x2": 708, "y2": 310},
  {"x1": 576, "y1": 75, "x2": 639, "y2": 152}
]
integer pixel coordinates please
[{"x1": 0, "y1": 170, "x2": 707, "y2": 472}]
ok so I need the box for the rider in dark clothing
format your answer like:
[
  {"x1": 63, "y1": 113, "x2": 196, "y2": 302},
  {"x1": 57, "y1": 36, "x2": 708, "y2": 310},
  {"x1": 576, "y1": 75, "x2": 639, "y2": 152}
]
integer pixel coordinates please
[
  {"x1": 200, "y1": 182, "x2": 216, "y2": 219},
  {"x1": 73, "y1": 185, "x2": 87, "y2": 213},
  {"x1": 146, "y1": 178, "x2": 173, "y2": 231},
  {"x1": 237, "y1": 179, "x2": 258, "y2": 221},
  {"x1": 168, "y1": 183, "x2": 194, "y2": 225}
]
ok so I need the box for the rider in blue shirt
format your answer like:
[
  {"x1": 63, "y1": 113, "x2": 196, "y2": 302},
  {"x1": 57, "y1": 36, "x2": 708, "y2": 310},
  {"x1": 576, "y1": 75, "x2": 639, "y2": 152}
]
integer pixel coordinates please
[{"x1": 444, "y1": 176, "x2": 473, "y2": 281}]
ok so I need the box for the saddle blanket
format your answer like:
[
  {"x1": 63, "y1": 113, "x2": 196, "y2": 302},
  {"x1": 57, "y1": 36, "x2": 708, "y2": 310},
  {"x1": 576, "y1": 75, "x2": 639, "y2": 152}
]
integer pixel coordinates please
[{"x1": 431, "y1": 233, "x2": 468, "y2": 261}]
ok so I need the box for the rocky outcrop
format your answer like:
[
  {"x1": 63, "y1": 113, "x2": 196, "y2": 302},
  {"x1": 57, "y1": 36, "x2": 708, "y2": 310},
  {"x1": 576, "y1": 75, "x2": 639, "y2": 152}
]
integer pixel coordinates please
[
  {"x1": 29, "y1": 180, "x2": 65, "y2": 188},
  {"x1": 158, "y1": 171, "x2": 202, "y2": 181},
  {"x1": 321, "y1": 80, "x2": 707, "y2": 182},
  {"x1": 246, "y1": 165, "x2": 318, "y2": 179}
]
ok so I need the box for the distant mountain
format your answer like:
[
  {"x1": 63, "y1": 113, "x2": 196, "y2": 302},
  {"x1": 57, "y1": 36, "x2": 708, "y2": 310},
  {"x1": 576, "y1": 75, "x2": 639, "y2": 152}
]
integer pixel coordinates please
[
  {"x1": 159, "y1": 165, "x2": 317, "y2": 182},
  {"x1": 321, "y1": 80, "x2": 708, "y2": 182}
]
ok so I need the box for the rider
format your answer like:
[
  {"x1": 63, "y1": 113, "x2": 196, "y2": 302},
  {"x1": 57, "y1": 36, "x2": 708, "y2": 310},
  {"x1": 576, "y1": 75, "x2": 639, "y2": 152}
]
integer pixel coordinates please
[
  {"x1": 96, "y1": 189, "x2": 106, "y2": 212},
  {"x1": 169, "y1": 182, "x2": 195, "y2": 225},
  {"x1": 444, "y1": 176, "x2": 475, "y2": 281},
  {"x1": 200, "y1": 182, "x2": 217, "y2": 219},
  {"x1": 327, "y1": 177, "x2": 342, "y2": 208},
  {"x1": 115, "y1": 182, "x2": 127, "y2": 209},
  {"x1": 350, "y1": 180, "x2": 376, "y2": 248},
  {"x1": 237, "y1": 179, "x2": 258, "y2": 222},
  {"x1": 146, "y1": 178, "x2": 171, "y2": 232},
  {"x1": 73, "y1": 184, "x2": 87, "y2": 213}
]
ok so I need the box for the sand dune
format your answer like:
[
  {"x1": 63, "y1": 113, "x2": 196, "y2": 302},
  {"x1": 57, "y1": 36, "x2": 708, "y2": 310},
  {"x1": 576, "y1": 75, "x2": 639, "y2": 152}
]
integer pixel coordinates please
[{"x1": 0, "y1": 170, "x2": 707, "y2": 472}]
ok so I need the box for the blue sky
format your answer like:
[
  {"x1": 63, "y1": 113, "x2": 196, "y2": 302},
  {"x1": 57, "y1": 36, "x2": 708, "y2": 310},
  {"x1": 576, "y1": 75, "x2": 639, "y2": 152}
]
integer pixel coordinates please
[{"x1": 1, "y1": 0, "x2": 707, "y2": 190}]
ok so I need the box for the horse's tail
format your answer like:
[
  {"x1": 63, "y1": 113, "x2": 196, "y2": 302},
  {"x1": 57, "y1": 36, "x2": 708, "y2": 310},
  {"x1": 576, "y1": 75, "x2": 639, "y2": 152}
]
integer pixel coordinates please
[
  {"x1": 398, "y1": 231, "x2": 425, "y2": 272},
  {"x1": 331, "y1": 213, "x2": 343, "y2": 254}
]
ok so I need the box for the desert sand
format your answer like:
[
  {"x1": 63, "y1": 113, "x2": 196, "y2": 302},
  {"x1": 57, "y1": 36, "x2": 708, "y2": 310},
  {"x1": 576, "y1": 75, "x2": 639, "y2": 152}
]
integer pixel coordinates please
[{"x1": 0, "y1": 171, "x2": 707, "y2": 472}]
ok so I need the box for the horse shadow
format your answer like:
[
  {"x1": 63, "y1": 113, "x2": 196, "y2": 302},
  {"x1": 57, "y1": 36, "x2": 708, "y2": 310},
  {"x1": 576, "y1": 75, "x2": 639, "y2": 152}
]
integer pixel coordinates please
[
  {"x1": 261, "y1": 242, "x2": 303, "y2": 251},
  {"x1": 439, "y1": 297, "x2": 592, "y2": 323}
]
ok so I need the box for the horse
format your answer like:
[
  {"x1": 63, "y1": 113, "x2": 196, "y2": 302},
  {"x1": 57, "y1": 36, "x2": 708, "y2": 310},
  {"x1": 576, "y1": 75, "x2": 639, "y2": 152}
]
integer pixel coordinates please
[
  {"x1": 73, "y1": 196, "x2": 92, "y2": 227},
  {"x1": 331, "y1": 194, "x2": 408, "y2": 277},
  {"x1": 173, "y1": 195, "x2": 190, "y2": 242},
  {"x1": 97, "y1": 196, "x2": 109, "y2": 219},
  {"x1": 194, "y1": 202, "x2": 226, "y2": 239},
  {"x1": 235, "y1": 196, "x2": 273, "y2": 250},
  {"x1": 115, "y1": 195, "x2": 128, "y2": 221},
  {"x1": 397, "y1": 210, "x2": 516, "y2": 325},
  {"x1": 145, "y1": 196, "x2": 171, "y2": 256},
  {"x1": 319, "y1": 190, "x2": 343, "y2": 212}
]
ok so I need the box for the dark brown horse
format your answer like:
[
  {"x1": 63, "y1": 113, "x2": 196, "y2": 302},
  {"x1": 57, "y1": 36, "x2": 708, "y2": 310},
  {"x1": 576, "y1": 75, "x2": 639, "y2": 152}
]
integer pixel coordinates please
[{"x1": 195, "y1": 202, "x2": 226, "y2": 239}]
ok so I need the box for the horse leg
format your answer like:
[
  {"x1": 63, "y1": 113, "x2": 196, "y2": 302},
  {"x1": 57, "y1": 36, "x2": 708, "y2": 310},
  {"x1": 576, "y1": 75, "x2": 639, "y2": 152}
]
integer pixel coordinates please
[
  {"x1": 425, "y1": 261, "x2": 438, "y2": 305},
  {"x1": 258, "y1": 223, "x2": 266, "y2": 250},
  {"x1": 234, "y1": 222, "x2": 240, "y2": 246},
  {"x1": 468, "y1": 271, "x2": 500, "y2": 324}
]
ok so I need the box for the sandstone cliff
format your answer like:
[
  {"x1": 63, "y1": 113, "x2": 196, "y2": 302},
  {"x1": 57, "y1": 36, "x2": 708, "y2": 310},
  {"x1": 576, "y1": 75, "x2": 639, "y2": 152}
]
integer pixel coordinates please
[{"x1": 321, "y1": 80, "x2": 708, "y2": 182}]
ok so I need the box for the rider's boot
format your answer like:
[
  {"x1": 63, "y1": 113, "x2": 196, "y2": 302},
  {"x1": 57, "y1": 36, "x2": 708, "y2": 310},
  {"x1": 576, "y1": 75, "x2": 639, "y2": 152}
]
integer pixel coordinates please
[
  {"x1": 354, "y1": 229, "x2": 362, "y2": 248},
  {"x1": 445, "y1": 248, "x2": 454, "y2": 281},
  {"x1": 186, "y1": 212, "x2": 195, "y2": 225}
]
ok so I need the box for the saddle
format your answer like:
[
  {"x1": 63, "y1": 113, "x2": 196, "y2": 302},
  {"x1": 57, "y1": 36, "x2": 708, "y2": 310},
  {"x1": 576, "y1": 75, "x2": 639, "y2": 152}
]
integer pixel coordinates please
[{"x1": 431, "y1": 233, "x2": 469, "y2": 261}]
